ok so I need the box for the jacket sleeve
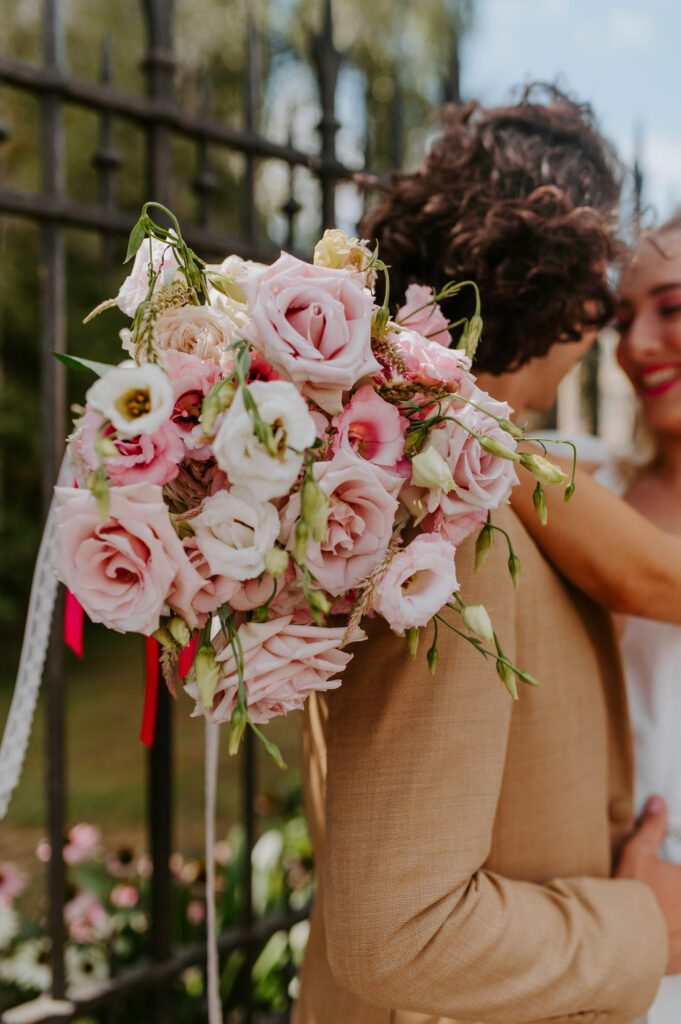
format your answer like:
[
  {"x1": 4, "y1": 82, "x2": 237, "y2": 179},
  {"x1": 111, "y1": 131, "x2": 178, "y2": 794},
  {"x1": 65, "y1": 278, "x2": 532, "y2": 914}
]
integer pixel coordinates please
[{"x1": 321, "y1": 532, "x2": 667, "y2": 1023}]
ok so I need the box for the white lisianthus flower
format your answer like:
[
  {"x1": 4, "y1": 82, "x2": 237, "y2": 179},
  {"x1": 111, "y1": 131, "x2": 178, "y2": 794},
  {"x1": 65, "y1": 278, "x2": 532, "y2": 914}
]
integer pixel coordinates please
[
  {"x1": 86, "y1": 364, "x2": 174, "y2": 437},
  {"x1": 411, "y1": 445, "x2": 455, "y2": 492},
  {"x1": 213, "y1": 380, "x2": 317, "y2": 501},
  {"x1": 193, "y1": 488, "x2": 280, "y2": 581},
  {"x1": 0, "y1": 937, "x2": 52, "y2": 991},
  {"x1": 461, "y1": 603, "x2": 495, "y2": 645},
  {"x1": 66, "y1": 943, "x2": 110, "y2": 993}
]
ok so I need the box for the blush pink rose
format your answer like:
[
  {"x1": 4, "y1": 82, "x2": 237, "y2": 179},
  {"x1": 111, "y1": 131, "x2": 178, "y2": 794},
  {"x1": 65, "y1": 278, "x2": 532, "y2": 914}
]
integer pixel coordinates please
[
  {"x1": 372, "y1": 534, "x2": 459, "y2": 632},
  {"x1": 421, "y1": 507, "x2": 488, "y2": 547},
  {"x1": 331, "y1": 385, "x2": 408, "y2": 474},
  {"x1": 76, "y1": 408, "x2": 184, "y2": 487},
  {"x1": 183, "y1": 537, "x2": 240, "y2": 624},
  {"x1": 186, "y1": 616, "x2": 365, "y2": 724},
  {"x1": 155, "y1": 304, "x2": 242, "y2": 362},
  {"x1": 396, "y1": 284, "x2": 451, "y2": 346},
  {"x1": 55, "y1": 483, "x2": 205, "y2": 635},
  {"x1": 242, "y1": 252, "x2": 379, "y2": 414},
  {"x1": 279, "y1": 449, "x2": 402, "y2": 597},
  {"x1": 391, "y1": 328, "x2": 474, "y2": 391},
  {"x1": 421, "y1": 386, "x2": 519, "y2": 518}
]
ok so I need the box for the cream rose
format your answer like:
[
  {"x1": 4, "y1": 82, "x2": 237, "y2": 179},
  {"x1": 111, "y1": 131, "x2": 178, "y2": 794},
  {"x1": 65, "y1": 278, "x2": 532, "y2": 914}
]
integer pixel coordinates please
[{"x1": 192, "y1": 488, "x2": 280, "y2": 581}]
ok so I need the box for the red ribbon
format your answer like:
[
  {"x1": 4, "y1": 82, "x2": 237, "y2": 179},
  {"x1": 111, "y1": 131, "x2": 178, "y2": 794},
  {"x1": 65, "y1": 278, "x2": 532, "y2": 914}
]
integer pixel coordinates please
[
  {"x1": 178, "y1": 633, "x2": 199, "y2": 680},
  {"x1": 141, "y1": 637, "x2": 160, "y2": 749},
  {"x1": 63, "y1": 589, "x2": 85, "y2": 658}
]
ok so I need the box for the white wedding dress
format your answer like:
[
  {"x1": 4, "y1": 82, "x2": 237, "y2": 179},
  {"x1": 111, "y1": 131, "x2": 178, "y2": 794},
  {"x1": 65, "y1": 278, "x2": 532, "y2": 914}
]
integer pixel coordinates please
[{"x1": 621, "y1": 615, "x2": 681, "y2": 1024}]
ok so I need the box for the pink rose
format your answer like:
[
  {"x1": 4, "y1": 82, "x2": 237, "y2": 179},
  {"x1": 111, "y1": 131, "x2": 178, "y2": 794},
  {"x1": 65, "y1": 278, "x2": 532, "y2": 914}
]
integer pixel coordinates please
[
  {"x1": 422, "y1": 387, "x2": 519, "y2": 518},
  {"x1": 76, "y1": 408, "x2": 184, "y2": 487},
  {"x1": 421, "y1": 508, "x2": 488, "y2": 547},
  {"x1": 55, "y1": 483, "x2": 205, "y2": 634},
  {"x1": 279, "y1": 449, "x2": 402, "y2": 597},
  {"x1": 183, "y1": 538, "x2": 240, "y2": 624},
  {"x1": 116, "y1": 237, "x2": 180, "y2": 318},
  {"x1": 242, "y1": 252, "x2": 379, "y2": 414},
  {"x1": 396, "y1": 284, "x2": 451, "y2": 346},
  {"x1": 373, "y1": 534, "x2": 459, "y2": 632},
  {"x1": 331, "y1": 385, "x2": 408, "y2": 474},
  {"x1": 187, "y1": 616, "x2": 365, "y2": 724},
  {"x1": 391, "y1": 328, "x2": 473, "y2": 390}
]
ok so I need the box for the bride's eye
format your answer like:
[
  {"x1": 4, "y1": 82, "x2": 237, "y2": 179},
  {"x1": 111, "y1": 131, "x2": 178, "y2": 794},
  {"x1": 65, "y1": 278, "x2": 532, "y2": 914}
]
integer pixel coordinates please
[{"x1": 659, "y1": 304, "x2": 681, "y2": 318}]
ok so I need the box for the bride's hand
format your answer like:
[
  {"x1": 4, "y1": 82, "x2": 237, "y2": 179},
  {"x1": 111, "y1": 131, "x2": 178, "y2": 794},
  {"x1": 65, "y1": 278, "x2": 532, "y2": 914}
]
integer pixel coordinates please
[{"x1": 616, "y1": 796, "x2": 681, "y2": 974}]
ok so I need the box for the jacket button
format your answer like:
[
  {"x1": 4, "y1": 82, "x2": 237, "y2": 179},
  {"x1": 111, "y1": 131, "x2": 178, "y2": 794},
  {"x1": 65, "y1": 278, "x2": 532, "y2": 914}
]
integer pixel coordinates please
[{"x1": 609, "y1": 796, "x2": 632, "y2": 824}]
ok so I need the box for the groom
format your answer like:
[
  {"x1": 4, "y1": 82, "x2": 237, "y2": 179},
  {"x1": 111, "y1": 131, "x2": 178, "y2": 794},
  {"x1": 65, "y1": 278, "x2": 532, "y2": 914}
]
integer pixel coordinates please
[{"x1": 294, "y1": 88, "x2": 679, "y2": 1023}]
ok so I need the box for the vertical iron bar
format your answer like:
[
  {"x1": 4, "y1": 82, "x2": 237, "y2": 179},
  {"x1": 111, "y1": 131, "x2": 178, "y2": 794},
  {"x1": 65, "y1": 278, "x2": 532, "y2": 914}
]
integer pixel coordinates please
[
  {"x1": 92, "y1": 37, "x2": 122, "y2": 264},
  {"x1": 241, "y1": 727, "x2": 256, "y2": 1023},
  {"x1": 142, "y1": 4, "x2": 176, "y2": 1022},
  {"x1": 193, "y1": 72, "x2": 218, "y2": 228},
  {"x1": 442, "y1": 29, "x2": 461, "y2": 105},
  {"x1": 311, "y1": 0, "x2": 341, "y2": 232},
  {"x1": 389, "y1": 75, "x2": 403, "y2": 171},
  {"x1": 243, "y1": 15, "x2": 259, "y2": 242},
  {"x1": 41, "y1": 0, "x2": 67, "y2": 1001}
]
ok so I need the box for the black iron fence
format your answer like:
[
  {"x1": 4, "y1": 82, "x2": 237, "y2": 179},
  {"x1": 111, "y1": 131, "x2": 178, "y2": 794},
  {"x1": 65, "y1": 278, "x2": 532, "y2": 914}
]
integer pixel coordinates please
[{"x1": 0, "y1": 1, "x2": 355, "y2": 1021}]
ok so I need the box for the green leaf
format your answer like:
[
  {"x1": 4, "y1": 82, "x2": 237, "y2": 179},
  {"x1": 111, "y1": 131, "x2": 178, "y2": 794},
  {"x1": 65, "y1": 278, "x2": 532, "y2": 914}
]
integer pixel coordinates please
[
  {"x1": 54, "y1": 352, "x2": 116, "y2": 377},
  {"x1": 125, "y1": 216, "x2": 147, "y2": 263}
]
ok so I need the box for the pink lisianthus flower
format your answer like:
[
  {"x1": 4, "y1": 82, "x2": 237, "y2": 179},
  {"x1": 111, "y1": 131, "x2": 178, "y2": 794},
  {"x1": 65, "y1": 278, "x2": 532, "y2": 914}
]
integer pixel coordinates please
[
  {"x1": 76, "y1": 408, "x2": 184, "y2": 487},
  {"x1": 162, "y1": 350, "x2": 223, "y2": 459},
  {"x1": 242, "y1": 252, "x2": 379, "y2": 414},
  {"x1": 420, "y1": 387, "x2": 519, "y2": 519},
  {"x1": 372, "y1": 534, "x2": 459, "y2": 633},
  {"x1": 331, "y1": 385, "x2": 408, "y2": 475},
  {"x1": 279, "y1": 449, "x2": 402, "y2": 597},
  {"x1": 186, "y1": 616, "x2": 366, "y2": 724},
  {"x1": 396, "y1": 284, "x2": 451, "y2": 346},
  {"x1": 0, "y1": 863, "x2": 25, "y2": 906},
  {"x1": 64, "y1": 892, "x2": 111, "y2": 943},
  {"x1": 64, "y1": 823, "x2": 101, "y2": 865},
  {"x1": 116, "y1": 237, "x2": 180, "y2": 318},
  {"x1": 55, "y1": 483, "x2": 205, "y2": 635},
  {"x1": 391, "y1": 328, "x2": 473, "y2": 391}
]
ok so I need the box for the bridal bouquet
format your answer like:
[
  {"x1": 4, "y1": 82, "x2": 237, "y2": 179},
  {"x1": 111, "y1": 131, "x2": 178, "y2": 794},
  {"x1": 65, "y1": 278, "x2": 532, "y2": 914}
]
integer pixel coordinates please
[{"x1": 55, "y1": 204, "x2": 571, "y2": 763}]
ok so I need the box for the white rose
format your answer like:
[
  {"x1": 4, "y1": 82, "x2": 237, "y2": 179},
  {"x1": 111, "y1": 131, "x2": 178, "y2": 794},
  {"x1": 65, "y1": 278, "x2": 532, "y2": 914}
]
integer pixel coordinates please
[
  {"x1": 193, "y1": 488, "x2": 280, "y2": 581},
  {"x1": 213, "y1": 380, "x2": 317, "y2": 501},
  {"x1": 86, "y1": 364, "x2": 174, "y2": 437},
  {"x1": 410, "y1": 445, "x2": 455, "y2": 492}
]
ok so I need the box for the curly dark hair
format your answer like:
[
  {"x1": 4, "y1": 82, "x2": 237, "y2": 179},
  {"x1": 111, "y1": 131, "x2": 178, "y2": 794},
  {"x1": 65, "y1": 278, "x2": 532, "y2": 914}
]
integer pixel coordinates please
[{"x1": 360, "y1": 85, "x2": 624, "y2": 374}]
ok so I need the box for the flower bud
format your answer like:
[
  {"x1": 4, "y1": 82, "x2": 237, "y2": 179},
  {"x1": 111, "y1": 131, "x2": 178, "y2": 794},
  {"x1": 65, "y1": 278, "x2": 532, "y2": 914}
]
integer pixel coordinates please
[
  {"x1": 498, "y1": 418, "x2": 525, "y2": 440},
  {"x1": 564, "y1": 480, "x2": 576, "y2": 502},
  {"x1": 496, "y1": 659, "x2": 518, "y2": 700},
  {"x1": 195, "y1": 642, "x2": 220, "y2": 710},
  {"x1": 507, "y1": 553, "x2": 521, "y2": 590},
  {"x1": 404, "y1": 424, "x2": 429, "y2": 457},
  {"x1": 461, "y1": 603, "x2": 494, "y2": 645},
  {"x1": 152, "y1": 625, "x2": 176, "y2": 648},
  {"x1": 533, "y1": 483, "x2": 548, "y2": 526},
  {"x1": 519, "y1": 452, "x2": 567, "y2": 486},
  {"x1": 95, "y1": 433, "x2": 120, "y2": 459},
  {"x1": 87, "y1": 470, "x2": 110, "y2": 521},
  {"x1": 294, "y1": 520, "x2": 309, "y2": 562},
  {"x1": 307, "y1": 589, "x2": 331, "y2": 616},
  {"x1": 474, "y1": 524, "x2": 493, "y2": 572},
  {"x1": 406, "y1": 627, "x2": 420, "y2": 659},
  {"x1": 265, "y1": 547, "x2": 290, "y2": 579},
  {"x1": 205, "y1": 271, "x2": 246, "y2": 304},
  {"x1": 466, "y1": 313, "x2": 483, "y2": 360},
  {"x1": 478, "y1": 435, "x2": 521, "y2": 462},
  {"x1": 410, "y1": 446, "x2": 455, "y2": 492},
  {"x1": 427, "y1": 642, "x2": 439, "y2": 676},
  {"x1": 228, "y1": 703, "x2": 248, "y2": 755},
  {"x1": 301, "y1": 477, "x2": 330, "y2": 542},
  {"x1": 518, "y1": 669, "x2": 541, "y2": 688},
  {"x1": 167, "y1": 617, "x2": 191, "y2": 648},
  {"x1": 201, "y1": 380, "x2": 236, "y2": 436}
]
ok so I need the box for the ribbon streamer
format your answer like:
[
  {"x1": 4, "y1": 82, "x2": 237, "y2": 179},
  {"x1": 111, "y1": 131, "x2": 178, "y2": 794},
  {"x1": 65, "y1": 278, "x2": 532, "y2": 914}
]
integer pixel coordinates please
[
  {"x1": 205, "y1": 720, "x2": 223, "y2": 1024},
  {"x1": 140, "y1": 638, "x2": 161, "y2": 749},
  {"x1": 63, "y1": 589, "x2": 84, "y2": 658},
  {"x1": 0, "y1": 454, "x2": 72, "y2": 820}
]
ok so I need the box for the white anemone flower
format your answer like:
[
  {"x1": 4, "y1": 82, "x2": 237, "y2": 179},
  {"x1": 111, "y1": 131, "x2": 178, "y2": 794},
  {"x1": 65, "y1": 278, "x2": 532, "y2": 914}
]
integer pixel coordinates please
[
  {"x1": 0, "y1": 937, "x2": 52, "y2": 992},
  {"x1": 213, "y1": 380, "x2": 317, "y2": 501},
  {"x1": 65, "y1": 943, "x2": 110, "y2": 994},
  {"x1": 193, "y1": 488, "x2": 280, "y2": 581},
  {"x1": 86, "y1": 363, "x2": 174, "y2": 437}
]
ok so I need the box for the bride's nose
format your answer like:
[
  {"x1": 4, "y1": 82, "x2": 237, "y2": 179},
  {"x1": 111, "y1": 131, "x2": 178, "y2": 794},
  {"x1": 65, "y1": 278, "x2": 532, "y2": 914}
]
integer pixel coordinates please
[{"x1": 621, "y1": 310, "x2": 664, "y2": 363}]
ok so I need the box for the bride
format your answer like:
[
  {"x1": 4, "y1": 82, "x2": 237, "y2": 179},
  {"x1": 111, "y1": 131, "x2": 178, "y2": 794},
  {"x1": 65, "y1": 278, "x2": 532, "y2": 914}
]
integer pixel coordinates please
[{"x1": 511, "y1": 210, "x2": 681, "y2": 1024}]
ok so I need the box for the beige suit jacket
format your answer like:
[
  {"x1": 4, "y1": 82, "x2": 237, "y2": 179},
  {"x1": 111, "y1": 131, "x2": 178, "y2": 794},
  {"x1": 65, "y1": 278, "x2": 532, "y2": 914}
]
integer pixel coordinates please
[{"x1": 294, "y1": 505, "x2": 667, "y2": 1024}]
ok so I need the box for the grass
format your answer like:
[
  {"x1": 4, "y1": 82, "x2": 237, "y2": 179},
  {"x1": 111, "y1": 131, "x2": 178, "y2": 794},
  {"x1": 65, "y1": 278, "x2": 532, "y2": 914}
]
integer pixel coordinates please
[{"x1": 0, "y1": 622, "x2": 303, "y2": 873}]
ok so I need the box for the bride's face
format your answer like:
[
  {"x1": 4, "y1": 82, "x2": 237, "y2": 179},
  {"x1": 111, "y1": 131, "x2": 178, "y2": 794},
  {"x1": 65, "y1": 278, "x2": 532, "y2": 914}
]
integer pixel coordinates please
[{"x1": 616, "y1": 229, "x2": 681, "y2": 435}]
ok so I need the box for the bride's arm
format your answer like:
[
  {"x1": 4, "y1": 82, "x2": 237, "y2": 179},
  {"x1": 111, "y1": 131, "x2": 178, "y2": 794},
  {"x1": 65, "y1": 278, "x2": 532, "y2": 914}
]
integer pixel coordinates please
[{"x1": 509, "y1": 458, "x2": 681, "y2": 623}]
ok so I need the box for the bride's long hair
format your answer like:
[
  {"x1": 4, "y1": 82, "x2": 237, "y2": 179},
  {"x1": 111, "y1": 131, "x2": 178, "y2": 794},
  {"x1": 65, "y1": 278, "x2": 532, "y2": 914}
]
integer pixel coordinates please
[{"x1": 359, "y1": 84, "x2": 623, "y2": 377}]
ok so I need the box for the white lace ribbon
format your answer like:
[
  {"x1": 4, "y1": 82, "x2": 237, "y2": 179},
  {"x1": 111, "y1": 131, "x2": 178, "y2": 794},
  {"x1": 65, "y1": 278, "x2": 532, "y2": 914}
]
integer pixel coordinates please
[
  {"x1": 0, "y1": 454, "x2": 72, "y2": 819},
  {"x1": 205, "y1": 719, "x2": 223, "y2": 1024}
]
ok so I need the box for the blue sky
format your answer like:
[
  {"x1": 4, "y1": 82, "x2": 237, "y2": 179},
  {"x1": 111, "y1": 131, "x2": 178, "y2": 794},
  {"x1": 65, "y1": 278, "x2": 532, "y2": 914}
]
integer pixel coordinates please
[{"x1": 461, "y1": 0, "x2": 681, "y2": 223}]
